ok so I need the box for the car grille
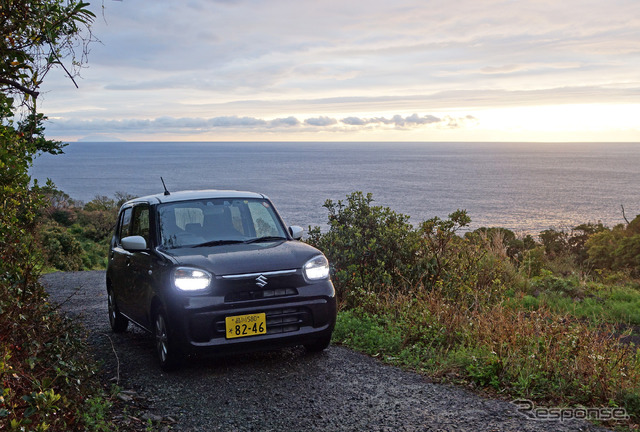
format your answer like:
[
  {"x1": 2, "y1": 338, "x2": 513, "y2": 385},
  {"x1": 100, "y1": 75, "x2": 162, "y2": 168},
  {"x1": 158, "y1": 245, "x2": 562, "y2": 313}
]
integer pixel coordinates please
[
  {"x1": 190, "y1": 307, "x2": 312, "y2": 342},
  {"x1": 264, "y1": 307, "x2": 307, "y2": 335},
  {"x1": 224, "y1": 287, "x2": 298, "y2": 303},
  {"x1": 219, "y1": 269, "x2": 301, "y2": 304}
]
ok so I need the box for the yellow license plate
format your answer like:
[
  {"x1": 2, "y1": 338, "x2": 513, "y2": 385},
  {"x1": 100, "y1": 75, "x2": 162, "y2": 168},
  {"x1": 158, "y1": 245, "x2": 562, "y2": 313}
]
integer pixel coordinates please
[{"x1": 225, "y1": 313, "x2": 267, "y2": 339}]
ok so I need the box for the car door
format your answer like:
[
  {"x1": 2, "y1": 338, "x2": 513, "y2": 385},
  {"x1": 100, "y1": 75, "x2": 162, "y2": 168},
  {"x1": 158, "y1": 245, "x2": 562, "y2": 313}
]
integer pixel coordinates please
[
  {"x1": 109, "y1": 206, "x2": 134, "y2": 317},
  {"x1": 126, "y1": 204, "x2": 154, "y2": 327}
]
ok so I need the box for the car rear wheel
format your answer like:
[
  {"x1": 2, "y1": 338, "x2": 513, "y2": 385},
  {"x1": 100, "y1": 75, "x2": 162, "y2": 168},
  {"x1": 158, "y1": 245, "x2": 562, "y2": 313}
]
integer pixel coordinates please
[
  {"x1": 154, "y1": 308, "x2": 182, "y2": 371},
  {"x1": 107, "y1": 289, "x2": 129, "y2": 333}
]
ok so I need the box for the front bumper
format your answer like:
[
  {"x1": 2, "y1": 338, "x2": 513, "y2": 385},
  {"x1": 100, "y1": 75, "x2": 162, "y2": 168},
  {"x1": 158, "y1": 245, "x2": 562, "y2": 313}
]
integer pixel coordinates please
[{"x1": 164, "y1": 277, "x2": 337, "y2": 355}]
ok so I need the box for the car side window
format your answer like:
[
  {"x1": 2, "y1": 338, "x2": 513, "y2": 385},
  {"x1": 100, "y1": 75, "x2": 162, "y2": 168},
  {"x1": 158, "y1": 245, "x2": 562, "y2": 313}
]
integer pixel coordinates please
[
  {"x1": 131, "y1": 205, "x2": 150, "y2": 243},
  {"x1": 118, "y1": 207, "x2": 133, "y2": 244}
]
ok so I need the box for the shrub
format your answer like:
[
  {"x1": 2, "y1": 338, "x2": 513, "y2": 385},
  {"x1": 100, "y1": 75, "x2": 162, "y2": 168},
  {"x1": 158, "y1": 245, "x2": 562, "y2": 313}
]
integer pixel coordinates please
[
  {"x1": 587, "y1": 216, "x2": 640, "y2": 277},
  {"x1": 308, "y1": 192, "x2": 516, "y2": 308},
  {"x1": 39, "y1": 222, "x2": 84, "y2": 271},
  {"x1": 307, "y1": 192, "x2": 424, "y2": 307},
  {"x1": 312, "y1": 192, "x2": 640, "y2": 426}
]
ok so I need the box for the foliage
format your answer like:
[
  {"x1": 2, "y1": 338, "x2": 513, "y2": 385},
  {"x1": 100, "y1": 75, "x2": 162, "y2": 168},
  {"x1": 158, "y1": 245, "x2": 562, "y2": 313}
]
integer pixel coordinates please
[
  {"x1": 317, "y1": 192, "x2": 640, "y2": 428},
  {"x1": 586, "y1": 216, "x2": 640, "y2": 277},
  {"x1": 37, "y1": 189, "x2": 131, "y2": 271},
  {"x1": 0, "y1": 1, "x2": 114, "y2": 429},
  {"x1": 332, "y1": 309, "x2": 403, "y2": 356},
  {"x1": 332, "y1": 289, "x2": 640, "y2": 425},
  {"x1": 307, "y1": 192, "x2": 425, "y2": 307},
  {"x1": 39, "y1": 221, "x2": 84, "y2": 271},
  {"x1": 1, "y1": 0, "x2": 95, "y2": 109},
  {"x1": 0, "y1": 122, "x2": 110, "y2": 429},
  {"x1": 307, "y1": 192, "x2": 513, "y2": 308}
]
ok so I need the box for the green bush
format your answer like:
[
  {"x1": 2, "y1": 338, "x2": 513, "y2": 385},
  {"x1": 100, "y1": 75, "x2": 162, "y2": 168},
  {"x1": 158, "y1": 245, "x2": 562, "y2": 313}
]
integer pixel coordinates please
[
  {"x1": 529, "y1": 271, "x2": 581, "y2": 297},
  {"x1": 39, "y1": 222, "x2": 84, "y2": 271},
  {"x1": 307, "y1": 192, "x2": 425, "y2": 307},
  {"x1": 586, "y1": 216, "x2": 640, "y2": 277},
  {"x1": 36, "y1": 188, "x2": 128, "y2": 271},
  {"x1": 307, "y1": 192, "x2": 520, "y2": 308}
]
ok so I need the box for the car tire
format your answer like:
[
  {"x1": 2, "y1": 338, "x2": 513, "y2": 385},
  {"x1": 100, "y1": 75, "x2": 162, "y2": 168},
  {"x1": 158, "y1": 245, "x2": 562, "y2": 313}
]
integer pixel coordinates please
[
  {"x1": 107, "y1": 289, "x2": 129, "y2": 333},
  {"x1": 304, "y1": 334, "x2": 332, "y2": 353},
  {"x1": 154, "y1": 308, "x2": 182, "y2": 371}
]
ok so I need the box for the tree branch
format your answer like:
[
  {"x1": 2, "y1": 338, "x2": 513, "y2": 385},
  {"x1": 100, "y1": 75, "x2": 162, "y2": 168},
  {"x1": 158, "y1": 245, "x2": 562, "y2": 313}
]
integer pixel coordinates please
[
  {"x1": 621, "y1": 204, "x2": 630, "y2": 225},
  {"x1": 0, "y1": 78, "x2": 39, "y2": 98},
  {"x1": 48, "y1": 42, "x2": 79, "y2": 89}
]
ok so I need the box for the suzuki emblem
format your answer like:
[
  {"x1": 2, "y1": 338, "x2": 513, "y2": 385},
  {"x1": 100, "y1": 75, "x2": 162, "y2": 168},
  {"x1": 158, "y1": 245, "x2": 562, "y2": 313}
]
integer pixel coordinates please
[{"x1": 256, "y1": 275, "x2": 268, "y2": 287}]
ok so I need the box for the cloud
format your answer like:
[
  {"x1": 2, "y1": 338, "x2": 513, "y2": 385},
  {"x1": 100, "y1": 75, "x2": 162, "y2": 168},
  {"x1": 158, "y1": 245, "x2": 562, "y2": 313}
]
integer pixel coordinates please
[
  {"x1": 339, "y1": 113, "x2": 471, "y2": 128},
  {"x1": 45, "y1": 112, "x2": 476, "y2": 138},
  {"x1": 208, "y1": 116, "x2": 267, "y2": 127},
  {"x1": 304, "y1": 116, "x2": 338, "y2": 127},
  {"x1": 38, "y1": 0, "x2": 640, "y2": 141},
  {"x1": 268, "y1": 116, "x2": 301, "y2": 127},
  {"x1": 341, "y1": 117, "x2": 367, "y2": 126}
]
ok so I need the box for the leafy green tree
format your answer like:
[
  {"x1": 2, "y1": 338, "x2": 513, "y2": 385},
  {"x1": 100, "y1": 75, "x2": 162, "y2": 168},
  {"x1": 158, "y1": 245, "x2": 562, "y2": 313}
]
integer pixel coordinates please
[
  {"x1": 306, "y1": 192, "x2": 506, "y2": 308},
  {"x1": 1, "y1": 0, "x2": 94, "y2": 108},
  {"x1": 539, "y1": 228, "x2": 569, "y2": 258},
  {"x1": 568, "y1": 222, "x2": 607, "y2": 265},
  {"x1": 586, "y1": 215, "x2": 640, "y2": 277},
  {"x1": 1, "y1": 1, "x2": 102, "y2": 429},
  {"x1": 307, "y1": 192, "x2": 424, "y2": 306},
  {"x1": 418, "y1": 209, "x2": 471, "y2": 288},
  {"x1": 39, "y1": 221, "x2": 84, "y2": 270}
]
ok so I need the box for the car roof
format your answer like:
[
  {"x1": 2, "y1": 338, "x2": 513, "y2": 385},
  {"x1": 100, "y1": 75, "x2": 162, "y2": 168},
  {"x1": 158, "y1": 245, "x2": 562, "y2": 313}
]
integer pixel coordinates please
[{"x1": 123, "y1": 189, "x2": 267, "y2": 206}]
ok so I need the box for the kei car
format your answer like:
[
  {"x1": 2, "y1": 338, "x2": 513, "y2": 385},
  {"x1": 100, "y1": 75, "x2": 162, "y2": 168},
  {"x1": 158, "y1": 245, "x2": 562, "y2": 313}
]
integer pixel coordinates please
[{"x1": 106, "y1": 189, "x2": 336, "y2": 370}]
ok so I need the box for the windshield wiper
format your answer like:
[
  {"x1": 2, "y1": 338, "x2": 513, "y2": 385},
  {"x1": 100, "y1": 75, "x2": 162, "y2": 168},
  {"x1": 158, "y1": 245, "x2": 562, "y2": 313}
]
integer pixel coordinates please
[
  {"x1": 244, "y1": 236, "x2": 287, "y2": 244},
  {"x1": 190, "y1": 239, "x2": 245, "y2": 248}
]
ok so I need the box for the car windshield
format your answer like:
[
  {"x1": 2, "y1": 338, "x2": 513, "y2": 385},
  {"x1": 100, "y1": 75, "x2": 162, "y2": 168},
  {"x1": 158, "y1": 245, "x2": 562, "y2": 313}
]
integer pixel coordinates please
[{"x1": 158, "y1": 198, "x2": 288, "y2": 249}]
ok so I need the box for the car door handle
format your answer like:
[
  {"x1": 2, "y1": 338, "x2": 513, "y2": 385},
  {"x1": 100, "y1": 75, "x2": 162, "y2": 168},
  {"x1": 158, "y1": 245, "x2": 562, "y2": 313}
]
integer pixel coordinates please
[{"x1": 125, "y1": 256, "x2": 131, "y2": 266}]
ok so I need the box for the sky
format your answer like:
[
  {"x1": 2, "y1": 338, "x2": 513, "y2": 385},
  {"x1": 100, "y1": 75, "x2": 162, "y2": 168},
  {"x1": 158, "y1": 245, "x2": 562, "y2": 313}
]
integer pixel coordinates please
[{"x1": 39, "y1": 0, "x2": 640, "y2": 142}]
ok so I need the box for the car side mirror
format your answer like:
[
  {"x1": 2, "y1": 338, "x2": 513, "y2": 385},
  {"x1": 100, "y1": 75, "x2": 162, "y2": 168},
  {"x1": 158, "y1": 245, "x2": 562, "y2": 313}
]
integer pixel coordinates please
[
  {"x1": 288, "y1": 225, "x2": 304, "y2": 240},
  {"x1": 121, "y1": 235, "x2": 148, "y2": 251}
]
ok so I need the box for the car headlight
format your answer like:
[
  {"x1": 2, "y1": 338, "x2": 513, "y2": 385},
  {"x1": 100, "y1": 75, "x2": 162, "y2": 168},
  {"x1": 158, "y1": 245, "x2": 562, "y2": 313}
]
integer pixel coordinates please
[
  {"x1": 303, "y1": 255, "x2": 330, "y2": 281},
  {"x1": 173, "y1": 267, "x2": 212, "y2": 291}
]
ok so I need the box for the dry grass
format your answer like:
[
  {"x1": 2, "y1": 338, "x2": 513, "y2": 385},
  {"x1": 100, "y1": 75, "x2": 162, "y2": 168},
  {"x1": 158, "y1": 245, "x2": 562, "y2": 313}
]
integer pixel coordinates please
[{"x1": 339, "y1": 285, "x2": 640, "y2": 425}]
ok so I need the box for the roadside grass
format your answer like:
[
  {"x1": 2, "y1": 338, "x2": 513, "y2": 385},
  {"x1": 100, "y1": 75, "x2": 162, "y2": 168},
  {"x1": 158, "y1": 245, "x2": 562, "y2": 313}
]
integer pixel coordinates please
[
  {"x1": 514, "y1": 288, "x2": 640, "y2": 326},
  {"x1": 332, "y1": 286, "x2": 640, "y2": 429},
  {"x1": 511, "y1": 274, "x2": 640, "y2": 337}
]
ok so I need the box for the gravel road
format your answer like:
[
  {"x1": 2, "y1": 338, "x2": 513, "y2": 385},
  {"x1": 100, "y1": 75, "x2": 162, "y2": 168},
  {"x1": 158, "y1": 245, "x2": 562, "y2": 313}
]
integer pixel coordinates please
[{"x1": 42, "y1": 271, "x2": 609, "y2": 432}]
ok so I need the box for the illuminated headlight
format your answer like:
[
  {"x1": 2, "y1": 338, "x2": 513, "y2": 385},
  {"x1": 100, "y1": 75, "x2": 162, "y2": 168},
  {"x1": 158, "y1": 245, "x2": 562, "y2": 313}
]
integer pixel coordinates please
[
  {"x1": 173, "y1": 267, "x2": 212, "y2": 291},
  {"x1": 303, "y1": 255, "x2": 330, "y2": 281}
]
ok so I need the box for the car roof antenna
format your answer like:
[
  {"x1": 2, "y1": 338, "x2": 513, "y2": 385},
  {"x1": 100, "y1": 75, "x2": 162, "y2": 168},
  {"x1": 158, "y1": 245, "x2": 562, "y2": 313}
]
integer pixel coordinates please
[{"x1": 160, "y1": 177, "x2": 170, "y2": 196}]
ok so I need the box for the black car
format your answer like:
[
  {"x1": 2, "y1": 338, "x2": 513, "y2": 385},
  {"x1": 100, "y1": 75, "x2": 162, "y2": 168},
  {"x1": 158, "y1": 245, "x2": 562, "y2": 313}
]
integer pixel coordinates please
[{"x1": 106, "y1": 189, "x2": 336, "y2": 370}]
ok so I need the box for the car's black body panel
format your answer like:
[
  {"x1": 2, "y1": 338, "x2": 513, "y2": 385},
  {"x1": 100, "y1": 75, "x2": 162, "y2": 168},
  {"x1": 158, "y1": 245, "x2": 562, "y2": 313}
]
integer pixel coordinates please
[{"x1": 163, "y1": 240, "x2": 321, "y2": 276}]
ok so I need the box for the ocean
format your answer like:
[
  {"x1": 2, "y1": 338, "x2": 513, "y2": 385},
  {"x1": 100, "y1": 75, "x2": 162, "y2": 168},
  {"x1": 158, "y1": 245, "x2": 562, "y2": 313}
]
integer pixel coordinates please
[{"x1": 29, "y1": 141, "x2": 640, "y2": 234}]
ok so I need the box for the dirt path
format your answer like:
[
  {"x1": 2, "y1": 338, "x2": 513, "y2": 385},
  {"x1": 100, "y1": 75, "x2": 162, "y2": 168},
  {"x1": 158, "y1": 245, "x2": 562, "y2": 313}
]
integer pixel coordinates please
[{"x1": 43, "y1": 270, "x2": 608, "y2": 432}]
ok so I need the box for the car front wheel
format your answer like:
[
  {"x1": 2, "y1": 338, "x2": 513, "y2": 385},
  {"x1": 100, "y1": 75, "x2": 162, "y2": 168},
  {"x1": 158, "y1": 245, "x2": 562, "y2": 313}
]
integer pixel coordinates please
[
  {"x1": 304, "y1": 334, "x2": 332, "y2": 353},
  {"x1": 154, "y1": 308, "x2": 182, "y2": 371},
  {"x1": 107, "y1": 289, "x2": 129, "y2": 333}
]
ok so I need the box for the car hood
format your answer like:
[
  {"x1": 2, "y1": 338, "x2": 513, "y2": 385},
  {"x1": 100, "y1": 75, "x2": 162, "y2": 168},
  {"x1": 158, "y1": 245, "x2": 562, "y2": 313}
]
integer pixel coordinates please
[{"x1": 159, "y1": 240, "x2": 323, "y2": 276}]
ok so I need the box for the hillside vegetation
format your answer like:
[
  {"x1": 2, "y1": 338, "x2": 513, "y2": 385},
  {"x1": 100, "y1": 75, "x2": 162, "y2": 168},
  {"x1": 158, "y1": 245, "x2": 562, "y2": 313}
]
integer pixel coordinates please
[{"x1": 306, "y1": 192, "x2": 640, "y2": 428}]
